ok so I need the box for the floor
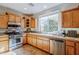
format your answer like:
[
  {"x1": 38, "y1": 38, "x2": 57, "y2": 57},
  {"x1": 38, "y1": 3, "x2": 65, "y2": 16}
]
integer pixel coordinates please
[{"x1": 1, "y1": 44, "x2": 49, "y2": 55}]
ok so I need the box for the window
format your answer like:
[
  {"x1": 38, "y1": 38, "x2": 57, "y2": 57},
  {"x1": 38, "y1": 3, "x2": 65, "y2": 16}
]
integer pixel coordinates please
[{"x1": 39, "y1": 12, "x2": 59, "y2": 33}]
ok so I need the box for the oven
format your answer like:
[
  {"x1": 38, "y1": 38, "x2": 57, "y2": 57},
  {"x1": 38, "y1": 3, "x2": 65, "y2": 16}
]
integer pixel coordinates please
[{"x1": 9, "y1": 35, "x2": 23, "y2": 50}]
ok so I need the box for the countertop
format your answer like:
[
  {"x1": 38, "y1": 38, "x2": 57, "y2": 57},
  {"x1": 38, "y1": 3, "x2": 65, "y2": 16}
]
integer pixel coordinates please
[{"x1": 27, "y1": 33, "x2": 79, "y2": 42}]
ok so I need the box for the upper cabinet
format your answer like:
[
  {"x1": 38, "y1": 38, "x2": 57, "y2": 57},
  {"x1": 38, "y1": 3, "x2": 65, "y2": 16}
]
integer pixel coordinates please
[
  {"x1": 16, "y1": 15, "x2": 21, "y2": 23},
  {"x1": 9, "y1": 14, "x2": 16, "y2": 22},
  {"x1": 0, "y1": 15, "x2": 8, "y2": 29},
  {"x1": 62, "y1": 11, "x2": 73, "y2": 28},
  {"x1": 7, "y1": 12, "x2": 21, "y2": 23},
  {"x1": 24, "y1": 16, "x2": 36, "y2": 28},
  {"x1": 62, "y1": 8, "x2": 79, "y2": 28},
  {"x1": 31, "y1": 17, "x2": 36, "y2": 28},
  {"x1": 72, "y1": 9, "x2": 79, "y2": 28}
]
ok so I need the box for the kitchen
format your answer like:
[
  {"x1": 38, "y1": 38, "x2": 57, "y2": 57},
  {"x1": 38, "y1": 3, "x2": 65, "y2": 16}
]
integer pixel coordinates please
[{"x1": 0, "y1": 3, "x2": 79, "y2": 55}]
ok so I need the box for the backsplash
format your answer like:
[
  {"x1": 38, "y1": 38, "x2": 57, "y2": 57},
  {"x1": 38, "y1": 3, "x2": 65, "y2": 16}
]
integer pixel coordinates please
[{"x1": 62, "y1": 28, "x2": 79, "y2": 34}]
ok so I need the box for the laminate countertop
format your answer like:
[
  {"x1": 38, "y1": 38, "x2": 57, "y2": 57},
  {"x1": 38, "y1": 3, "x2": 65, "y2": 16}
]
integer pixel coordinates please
[{"x1": 26, "y1": 33, "x2": 79, "y2": 42}]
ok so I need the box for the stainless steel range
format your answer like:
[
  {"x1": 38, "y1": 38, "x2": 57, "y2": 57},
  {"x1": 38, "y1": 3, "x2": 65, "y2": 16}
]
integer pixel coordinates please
[{"x1": 6, "y1": 23, "x2": 23, "y2": 50}]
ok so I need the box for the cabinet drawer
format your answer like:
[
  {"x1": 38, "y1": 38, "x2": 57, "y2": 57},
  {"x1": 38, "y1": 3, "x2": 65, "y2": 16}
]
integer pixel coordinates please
[
  {"x1": 0, "y1": 41, "x2": 9, "y2": 53},
  {"x1": 0, "y1": 37, "x2": 8, "y2": 42},
  {"x1": 65, "y1": 40, "x2": 75, "y2": 46}
]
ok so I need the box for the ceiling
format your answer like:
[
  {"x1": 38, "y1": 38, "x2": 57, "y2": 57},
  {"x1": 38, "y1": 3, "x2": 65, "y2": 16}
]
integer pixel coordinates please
[{"x1": 0, "y1": 3, "x2": 60, "y2": 14}]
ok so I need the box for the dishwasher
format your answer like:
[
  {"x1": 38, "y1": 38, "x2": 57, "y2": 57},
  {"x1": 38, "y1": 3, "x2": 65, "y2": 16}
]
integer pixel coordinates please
[{"x1": 53, "y1": 39, "x2": 65, "y2": 55}]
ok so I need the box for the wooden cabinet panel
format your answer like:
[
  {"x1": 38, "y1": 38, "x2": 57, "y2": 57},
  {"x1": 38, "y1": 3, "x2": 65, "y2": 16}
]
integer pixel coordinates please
[
  {"x1": 62, "y1": 11, "x2": 73, "y2": 28},
  {"x1": 65, "y1": 40, "x2": 75, "y2": 55},
  {"x1": 9, "y1": 14, "x2": 16, "y2": 22},
  {"x1": 66, "y1": 46, "x2": 75, "y2": 55},
  {"x1": 31, "y1": 17, "x2": 36, "y2": 28},
  {"x1": 72, "y1": 9, "x2": 79, "y2": 28},
  {"x1": 23, "y1": 36, "x2": 27, "y2": 45},
  {"x1": 65, "y1": 40, "x2": 75, "y2": 46},
  {"x1": 16, "y1": 16, "x2": 21, "y2": 23},
  {"x1": 27, "y1": 36, "x2": 32, "y2": 45},
  {"x1": 76, "y1": 42, "x2": 79, "y2": 55},
  {"x1": 42, "y1": 40, "x2": 50, "y2": 52},
  {"x1": 32, "y1": 36, "x2": 37, "y2": 46},
  {"x1": 50, "y1": 40, "x2": 54, "y2": 54},
  {"x1": 37, "y1": 39, "x2": 43, "y2": 49},
  {"x1": 0, "y1": 41, "x2": 9, "y2": 53},
  {"x1": 0, "y1": 15, "x2": 8, "y2": 28}
]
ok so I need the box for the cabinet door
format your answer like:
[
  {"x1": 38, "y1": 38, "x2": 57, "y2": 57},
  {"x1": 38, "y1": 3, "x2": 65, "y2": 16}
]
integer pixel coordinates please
[
  {"x1": 27, "y1": 36, "x2": 32, "y2": 45},
  {"x1": 32, "y1": 36, "x2": 37, "y2": 46},
  {"x1": 42, "y1": 40, "x2": 50, "y2": 52},
  {"x1": 0, "y1": 41, "x2": 9, "y2": 53},
  {"x1": 37, "y1": 38, "x2": 43, "y2": 49},
  {"x1": 76, "y1": 42, "x2": 79, "y2": 55},
  {"x1": 9, "y1": 14, "x2": 16, "y2": 22},
  {"x1": 0, "y1": 15, "x2": 8, "y2": 28},
  {"x1": 62, "y1": 11, "x2": 73, "y2": 28},
  {"x1": 66, "y1": 46, "x2": 75, "y2": 55},
  {"x1": 16, "y1": 16, "x2": 21, "y2": 23},
  {"x1": 72, "y1": 9, "x2": 79, "y2": 28},
  {"x1": 50, "y1": 40, "x2": 54, "y2": 54},
  {"x1": 23, "y1": 36, "x2": 26, "y2": 45},
  {"x1": 31, "y1": 17, "x2": 36, "y2": 28}
]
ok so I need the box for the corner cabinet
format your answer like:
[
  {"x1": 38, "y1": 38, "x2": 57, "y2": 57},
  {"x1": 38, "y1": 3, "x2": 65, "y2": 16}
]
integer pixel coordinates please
[
  {"x1": 62, "y1": 8, "x2": 79, "y2": 28},
  {"x1": 0, "y1": 15, "x2": 8, "y2": 29}
]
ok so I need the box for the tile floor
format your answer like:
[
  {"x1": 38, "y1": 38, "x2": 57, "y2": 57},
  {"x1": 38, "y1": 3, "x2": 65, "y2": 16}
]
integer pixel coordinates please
[{"x1": 0, "y1": 44, "x2": 49, "y2": 55}]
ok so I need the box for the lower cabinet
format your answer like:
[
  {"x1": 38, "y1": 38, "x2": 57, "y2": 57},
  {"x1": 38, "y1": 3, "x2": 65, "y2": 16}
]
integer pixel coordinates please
[
  {"x1": 32, "y1": 36, "x2": 37, "y2": 46},
  {"x1": 65, "y1": 40, "x2": 75, "y2": 55},
  {"x1": 42, "y1": 39, "x2": 50, "y2": 52},
  {"x1": 27, "y1": 35, "x2": 32, "y2": 45},
  {"x1": 66, "y1": 46, "x2": 75, "y2": 55},
  {"x1": 37, "y1": 38, "x2": 43, "y2": 49},
  {"x1": 50, "y1": 40, "x2": 54, "y2": 54},
  {"x1": 0, "y1": 41, "x2": 9, "y2": 53},
  {"x1": 23, "y1": 36, "x2": 27, "y2": 45},
  {"x1": 76, "y1": 42, "x2": 79, "y2": 55}
]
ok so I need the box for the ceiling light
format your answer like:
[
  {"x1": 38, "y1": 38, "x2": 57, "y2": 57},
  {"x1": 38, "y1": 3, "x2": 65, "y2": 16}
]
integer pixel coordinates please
[
  {"x1": 24, "y1": 8, "x2": 27, "y2": 10},
  {"x1": 44, "y1": 6, "x2": 47, "y2": 8}
]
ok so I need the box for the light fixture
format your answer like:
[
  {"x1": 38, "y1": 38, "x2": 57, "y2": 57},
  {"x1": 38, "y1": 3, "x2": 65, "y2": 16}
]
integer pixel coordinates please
[
  {"x1": 24, "y1": 8, "x2": 27, "y2": 10},
  {"x1": 43, "y1": 5, "x2": 47, "y2": 9}
]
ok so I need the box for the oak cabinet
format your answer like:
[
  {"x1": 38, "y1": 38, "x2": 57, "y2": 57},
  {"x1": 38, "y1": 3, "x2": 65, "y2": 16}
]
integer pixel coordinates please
[
  {"x1": 66, "y1": 46, "x2": 75, "y2": 55},
  {"x1": 16, "y1": 16, "x2": 21, "y2": 23},
  {"x1": 72, "y1": 9, "x2": 79, "y2": 28},
  {"x1": 0, "y1": 41, "x2": 9, "y2": 53},
  {"x1": 62, "y1": 11, "x2": 73, "y2": 28},
  {"x1": 65, "y1": 40, "x2": 75, "y2": 55},
  {"x1": 0, "y1": 15, "x2": 8, "y2": 29},
  {"x1": 32, "y1": 36, "x2": 37, "y2": 46},
  {"x1": 31, "y1": 17, "x2": 36, "y2": 28},
  {"x1": 37, "y1": 38, "x2": 43, "y2": 49},
  {"x1": 76, "y1": 42, "x2": 79, "y2": 55},
  {"x1": 62, "y1": 8, "x2": 79, "y2": 28},
  {"x1": 23, "y1": 36, "x2": 27, "y2": 45},
  {"x1": 0, "y1": 36, "x2": 9, "y2": 53},
  {"x1": 9, "y1": 14, "x2": 16, "y2": 22},
  {"x1": 42, "y1": 40, "x2": 49, "y2": 52},
  {"x1": 24, "y1": 16, "x2": 36, "y2": 28},
  {"x1": 27, "y1": 35, "x2": 33, "y2": 45}
]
